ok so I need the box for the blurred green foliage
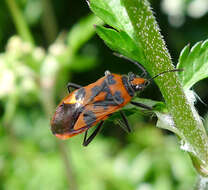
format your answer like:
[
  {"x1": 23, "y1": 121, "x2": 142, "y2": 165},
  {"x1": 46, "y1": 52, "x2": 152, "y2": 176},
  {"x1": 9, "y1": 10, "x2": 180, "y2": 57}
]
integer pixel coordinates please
[{"x1": 0, "y1": 0, "x2": 208, "y2": 189}]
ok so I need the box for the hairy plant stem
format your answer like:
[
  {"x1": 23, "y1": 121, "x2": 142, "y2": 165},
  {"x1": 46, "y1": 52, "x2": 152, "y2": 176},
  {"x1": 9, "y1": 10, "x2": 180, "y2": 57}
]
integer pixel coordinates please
[
  {"x1": 5, "y1": 0, "x2": 34, "y2": 44},
  {"x1": 122, "y1": 0, "x2": 208, "y2": 176}
]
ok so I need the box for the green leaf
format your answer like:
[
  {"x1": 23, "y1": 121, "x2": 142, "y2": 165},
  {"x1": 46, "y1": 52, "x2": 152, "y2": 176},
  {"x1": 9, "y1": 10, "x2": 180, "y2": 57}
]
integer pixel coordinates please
[
  {"x1": 177, "y1": 40, "x2": 208, "y2": 90},
  {"x1": 89, "y1": 0, "x2": 134, "y2": 36},
  {"x1": 95, "y1": 25, "x2": 145, "y2": 63},
  {"x1": 156, "y1": 112, "x2": 181, "y2": 137},
  {"x1": 89, "y1": 0, "x2": 145, "y2": 65}
]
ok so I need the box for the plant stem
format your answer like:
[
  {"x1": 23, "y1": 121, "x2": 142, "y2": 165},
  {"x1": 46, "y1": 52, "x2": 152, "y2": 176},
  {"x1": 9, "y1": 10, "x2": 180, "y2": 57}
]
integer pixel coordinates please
[
  {"x1": 123, "y1": 0, "x2": 208, "y2": 176},
  {"x1": 40, "y1": 65, "x2": 78, "y2": 190},
  {"x1": 41, "y1": 0, "x2": 58, "y2": 44},
  {"x1": 5, "y1": 0, "x2": 34, "y2": 44},
  {"x1": 57, "y1": 140, "x2": 78, "y2": 190},
  {"x1": 3, "y1": 92, "x2": 18, "y2": 127},
  {"x1": 2, "y1": 92, "x2": 19, "y2": 155}
]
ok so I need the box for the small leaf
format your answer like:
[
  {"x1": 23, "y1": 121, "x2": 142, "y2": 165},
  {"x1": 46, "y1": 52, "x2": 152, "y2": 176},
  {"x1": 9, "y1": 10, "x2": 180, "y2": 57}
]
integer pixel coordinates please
[
  {"x1": 95, "y1": 25, "x2": 145, "y2": 63},
  {"x1": 177, "y1": 39, "x2": 208, "y2": 90},
  {"x1": 156, "y1": 112, "x2": 181, "y2": 137},
  {"x1": 89, "y1": 0, "x2": 134, "y2": 37},
  {"x1": 178, "y1": 44, "x2": 190, "y2": 67}
]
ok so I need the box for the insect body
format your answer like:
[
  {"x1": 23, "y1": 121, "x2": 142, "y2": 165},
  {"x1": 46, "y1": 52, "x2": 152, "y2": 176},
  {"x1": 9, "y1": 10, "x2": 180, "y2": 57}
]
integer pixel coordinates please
[
  {"x1": 51, "y1": 55, "x2": 182, "y2": 146},
  {"x1": 51, "y1": 71, "x2": 150, "y2": 146}
]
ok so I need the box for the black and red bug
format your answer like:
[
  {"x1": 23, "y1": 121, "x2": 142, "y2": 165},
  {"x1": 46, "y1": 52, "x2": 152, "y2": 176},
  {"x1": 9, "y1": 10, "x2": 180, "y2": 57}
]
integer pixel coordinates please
[{"x1": 51, "y1": 55, "x2": 181, "y2": 146}]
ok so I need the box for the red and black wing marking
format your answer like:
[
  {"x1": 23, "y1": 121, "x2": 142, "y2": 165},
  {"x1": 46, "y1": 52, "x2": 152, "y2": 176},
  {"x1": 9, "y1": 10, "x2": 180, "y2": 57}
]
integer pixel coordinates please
[
  {"x1": 72, "y1": 74, "x2": 129, "y2": 132},
  {"x1": 72, "y1": 102, "x2": 119, "y2": 131}
]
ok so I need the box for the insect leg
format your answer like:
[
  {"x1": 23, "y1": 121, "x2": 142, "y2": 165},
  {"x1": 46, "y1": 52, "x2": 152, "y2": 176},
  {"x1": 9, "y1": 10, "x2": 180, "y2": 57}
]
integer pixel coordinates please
[
  {"x1": 119, "y1": 110, "x2": 132, "y2": 133},
  {"x1": 130, "y1": 101, "x2": 152, "y2": 110},
  {"x1": 67, "y1": 82, "x2": 82, "y2": 93},
  {"x1": 82, "y1": 121, "x2": 104, "y2": 146}
]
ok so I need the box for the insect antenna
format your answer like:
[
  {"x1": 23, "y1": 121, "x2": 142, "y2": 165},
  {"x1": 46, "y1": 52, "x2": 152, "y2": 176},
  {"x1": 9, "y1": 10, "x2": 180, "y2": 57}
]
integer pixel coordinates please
[
  {"x1": 143, "y1": 68, "x2": 183, "y2": 87},
  {"x1": 113, "y1": 53, "x2": 147, "y2": 77},
  {"x1": 149, "y1": 68, "x2": 183, "y2": 81},
  {"x1": 113, "y1": 53, "x2": 183, "y2": 81}
]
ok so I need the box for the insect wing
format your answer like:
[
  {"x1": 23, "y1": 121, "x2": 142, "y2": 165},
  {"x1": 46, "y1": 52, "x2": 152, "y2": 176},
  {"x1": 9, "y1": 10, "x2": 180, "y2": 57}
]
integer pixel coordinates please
[
  {"x1": 73, "y1": 102, "x2": 120, "y2": 131},
  {"x1": 73, "y1": 76, "x2": 126, "y2": 131}
]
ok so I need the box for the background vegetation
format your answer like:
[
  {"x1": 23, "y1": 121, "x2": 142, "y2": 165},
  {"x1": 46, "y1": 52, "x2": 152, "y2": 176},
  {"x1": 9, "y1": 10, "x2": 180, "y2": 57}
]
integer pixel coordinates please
[{"x1": 0, "y1": 0, "x2": 208, "y2": 189}]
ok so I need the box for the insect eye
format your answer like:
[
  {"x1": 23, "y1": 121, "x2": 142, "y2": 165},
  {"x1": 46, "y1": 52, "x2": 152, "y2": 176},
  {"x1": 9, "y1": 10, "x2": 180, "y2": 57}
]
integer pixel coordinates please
[{"x1": 136, "y1": 86, "x2": 141, "y2": 90}]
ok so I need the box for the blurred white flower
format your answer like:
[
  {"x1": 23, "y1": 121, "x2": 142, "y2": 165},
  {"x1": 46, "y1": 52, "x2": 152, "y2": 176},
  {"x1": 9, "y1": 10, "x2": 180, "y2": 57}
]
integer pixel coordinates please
[
  {"x1": 161, "y1": 0, "x2": 184, "y2": 16},
  {"x1": 136, "y1": 183, "x2": 153, "y2": 190},
  {"x1": 33, "y1": 47, "x2": 45, "y2": 61},
  {"x1": 21, "y1": 41, "x2": 33, "y2": 54},
  {"x1": 6, "y1": 36, "x2": 33, "y2": 56},
  {"x1": 6, "y1": 36, "x2": 22, "y2": 54},
  {"x1": 21, "y1": 77, "x2": 37, "y2": 93},
  {"x1": 161, "y1": 0, "x2": 185, "y2": 27},
  {"x1": 161, "y1": 0, "x2": 208, "y2": 27},
  {"x1": 15, "y1": 63, "x2": 33, "y2": 77},
  {"x1": 49, "y1": 42, "x2": 66, "y2": 56},
  {"x1": 0, "y1": 68, "x2": 15, "y2": 97},
  {"x1": 187, "y1": 0, "x2": 208, "y2": 18},
  {"x1": 41, "y1": 55, "x2": 59, "y2": 89}
]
